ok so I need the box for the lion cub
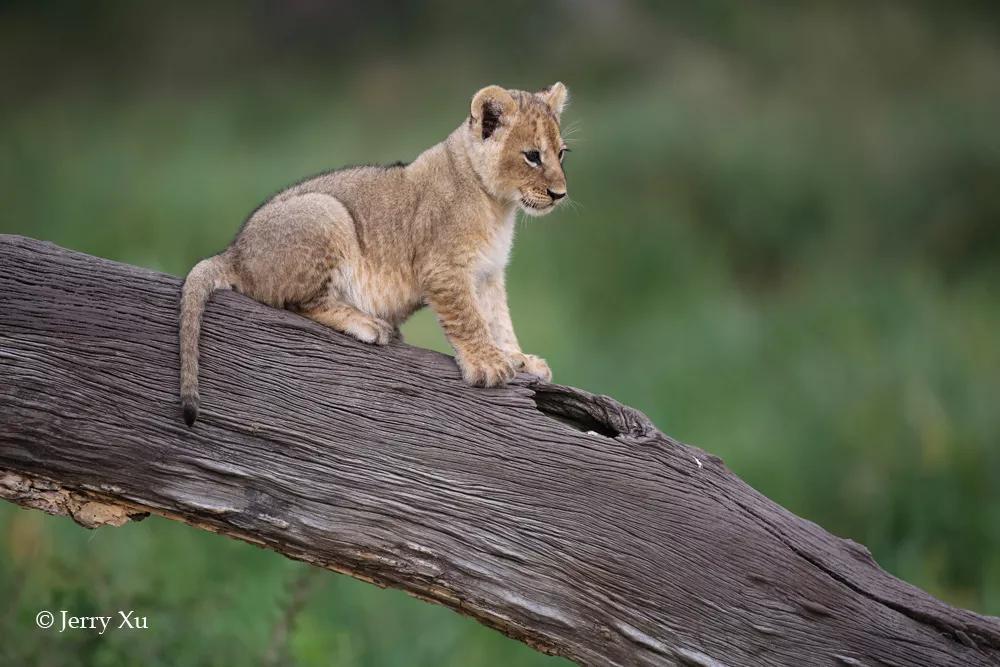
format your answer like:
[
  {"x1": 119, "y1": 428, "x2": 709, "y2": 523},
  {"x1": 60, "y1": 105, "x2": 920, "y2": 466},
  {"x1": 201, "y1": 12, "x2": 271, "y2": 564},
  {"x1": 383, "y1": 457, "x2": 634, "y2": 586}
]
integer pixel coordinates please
[{"x1": 179, "y1": 83, "x2": 570, "y2": 425}]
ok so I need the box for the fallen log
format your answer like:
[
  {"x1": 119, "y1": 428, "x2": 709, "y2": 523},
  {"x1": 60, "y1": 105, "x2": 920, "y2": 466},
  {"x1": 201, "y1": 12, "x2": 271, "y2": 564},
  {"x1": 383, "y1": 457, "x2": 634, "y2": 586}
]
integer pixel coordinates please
[{"x1": 0, "y1": 234, "x2": 997, "y2": 666}]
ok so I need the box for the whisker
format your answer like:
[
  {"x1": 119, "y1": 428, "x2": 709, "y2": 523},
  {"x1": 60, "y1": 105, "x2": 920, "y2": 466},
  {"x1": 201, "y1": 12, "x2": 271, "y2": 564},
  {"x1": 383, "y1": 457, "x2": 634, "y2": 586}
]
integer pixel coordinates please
[{"x1": 564, "y1": 197, "x2": 585, "y2": 215}]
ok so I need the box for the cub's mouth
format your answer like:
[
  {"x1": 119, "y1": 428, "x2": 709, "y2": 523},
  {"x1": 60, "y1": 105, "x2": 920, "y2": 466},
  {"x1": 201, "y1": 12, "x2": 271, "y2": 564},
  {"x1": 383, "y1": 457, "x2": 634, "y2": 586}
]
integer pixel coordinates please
[{"x1": 519, "y1": 196, "x2": 556, "y2": 216}]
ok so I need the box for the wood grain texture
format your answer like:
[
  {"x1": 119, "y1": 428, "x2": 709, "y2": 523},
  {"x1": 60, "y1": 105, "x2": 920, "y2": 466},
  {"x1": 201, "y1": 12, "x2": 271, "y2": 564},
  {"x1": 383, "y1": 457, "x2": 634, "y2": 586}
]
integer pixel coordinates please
[{"x1": 0, "y1": 234, "x2": 997, "y2": 666}]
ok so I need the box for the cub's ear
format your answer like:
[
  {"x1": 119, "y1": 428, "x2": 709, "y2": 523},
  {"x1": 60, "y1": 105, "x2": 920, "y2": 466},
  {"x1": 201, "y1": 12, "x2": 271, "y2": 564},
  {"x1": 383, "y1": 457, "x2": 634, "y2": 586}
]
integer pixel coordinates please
[
  {"x1": 539, "y1": 82, "x2": 569, "y2": 117},
  {"x1": 470, "y1": 85, "x2": 516, "y2": 140}
]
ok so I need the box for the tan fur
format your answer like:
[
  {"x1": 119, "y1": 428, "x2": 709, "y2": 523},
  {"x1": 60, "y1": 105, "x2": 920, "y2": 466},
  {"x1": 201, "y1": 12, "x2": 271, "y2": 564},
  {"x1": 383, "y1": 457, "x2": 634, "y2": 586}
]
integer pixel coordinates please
[{"x1": 178, "y1": 83, "x2": 571, "y2": 425}]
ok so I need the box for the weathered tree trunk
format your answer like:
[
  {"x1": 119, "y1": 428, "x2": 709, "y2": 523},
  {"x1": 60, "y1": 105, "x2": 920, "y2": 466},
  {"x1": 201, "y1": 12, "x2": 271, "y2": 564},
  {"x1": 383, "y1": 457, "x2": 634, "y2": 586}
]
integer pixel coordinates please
[{"x1": 0, "y1": 234, "x2": 997, "y2": 666}]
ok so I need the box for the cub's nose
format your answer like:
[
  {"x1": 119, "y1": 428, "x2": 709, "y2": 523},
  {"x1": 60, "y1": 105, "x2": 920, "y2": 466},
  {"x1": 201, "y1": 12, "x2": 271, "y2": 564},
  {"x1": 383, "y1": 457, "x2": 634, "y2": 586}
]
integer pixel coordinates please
[{"x1": 547, "y1": 189, "x2": 567, "y2": 201}]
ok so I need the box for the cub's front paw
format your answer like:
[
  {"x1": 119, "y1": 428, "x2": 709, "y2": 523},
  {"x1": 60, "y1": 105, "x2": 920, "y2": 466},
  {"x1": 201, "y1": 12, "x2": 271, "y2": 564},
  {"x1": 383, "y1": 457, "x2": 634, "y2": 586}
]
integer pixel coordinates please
[
  {"x1": 458, "y1": 348, "x2": 516, "y2": 388},
  {"x1": 346, "y1": 316, "x2": 395, "y2": 346},
  {"x1": 510, "y1": 352, "x2": 552, "y2": 382}
]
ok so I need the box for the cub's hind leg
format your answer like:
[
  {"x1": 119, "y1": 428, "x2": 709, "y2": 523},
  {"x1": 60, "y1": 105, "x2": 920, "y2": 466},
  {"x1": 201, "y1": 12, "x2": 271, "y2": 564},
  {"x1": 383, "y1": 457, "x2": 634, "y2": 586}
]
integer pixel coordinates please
[
  {"x1": 233, "y1": 192, "x2": 356, "y2": 309},
  {"x1": 235, "y1": 192, "x2": 393, "y2": 346},
  {"x1": 303, "y1": 298, "x2": 395, "y2": 346}
]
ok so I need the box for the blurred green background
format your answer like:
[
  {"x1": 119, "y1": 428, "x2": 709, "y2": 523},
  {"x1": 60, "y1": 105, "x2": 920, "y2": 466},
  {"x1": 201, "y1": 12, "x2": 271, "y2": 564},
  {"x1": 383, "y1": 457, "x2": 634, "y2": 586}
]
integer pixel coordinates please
[{"x1": 2, "y1": 1, "x2": 999, "y2": 665}]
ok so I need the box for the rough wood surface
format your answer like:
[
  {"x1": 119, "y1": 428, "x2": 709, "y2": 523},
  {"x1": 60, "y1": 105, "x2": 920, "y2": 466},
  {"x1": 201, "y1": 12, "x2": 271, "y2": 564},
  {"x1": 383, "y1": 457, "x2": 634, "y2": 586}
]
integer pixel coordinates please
[{"x1": 0, "y1": 234, "x2": 997, "y2": 666}]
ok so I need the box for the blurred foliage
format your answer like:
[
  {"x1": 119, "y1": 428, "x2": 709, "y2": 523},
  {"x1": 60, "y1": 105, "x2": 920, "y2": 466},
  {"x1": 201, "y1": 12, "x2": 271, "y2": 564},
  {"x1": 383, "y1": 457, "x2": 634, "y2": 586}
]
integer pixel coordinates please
[{"x1": 2, "y1": 1, "x2": 999, "y2": 664}]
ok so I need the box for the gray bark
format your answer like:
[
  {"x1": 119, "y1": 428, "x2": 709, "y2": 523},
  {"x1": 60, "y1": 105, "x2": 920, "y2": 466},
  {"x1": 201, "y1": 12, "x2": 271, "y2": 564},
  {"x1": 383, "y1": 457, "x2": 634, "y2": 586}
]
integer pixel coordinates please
[{"x1": 0, "y1": 234, "x2": 997, "y2": 666}]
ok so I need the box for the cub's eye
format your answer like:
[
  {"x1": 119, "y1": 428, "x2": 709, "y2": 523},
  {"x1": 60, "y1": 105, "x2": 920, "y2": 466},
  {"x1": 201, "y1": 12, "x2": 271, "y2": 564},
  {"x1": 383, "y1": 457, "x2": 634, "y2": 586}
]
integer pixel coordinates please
[
  {"x1": 559, "y1": 147, "x2": 570, "y2": 162},
  {"x1": 523, "y1": 150, "x2": 542, "y2": 167}
]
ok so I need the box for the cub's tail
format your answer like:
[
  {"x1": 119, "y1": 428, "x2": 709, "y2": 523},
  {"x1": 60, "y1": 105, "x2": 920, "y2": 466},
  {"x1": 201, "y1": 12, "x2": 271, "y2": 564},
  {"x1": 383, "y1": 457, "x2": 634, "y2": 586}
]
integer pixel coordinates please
[{"x1": 179, "y1": 255, "x2": 231, "y2": 426}]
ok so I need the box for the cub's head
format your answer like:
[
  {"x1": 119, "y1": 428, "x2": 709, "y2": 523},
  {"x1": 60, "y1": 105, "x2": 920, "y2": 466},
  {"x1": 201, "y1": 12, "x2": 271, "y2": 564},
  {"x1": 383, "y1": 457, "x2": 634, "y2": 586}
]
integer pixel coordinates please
[{"x1": 465, "y1": 83, "x2": 570, "y2": 217}]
